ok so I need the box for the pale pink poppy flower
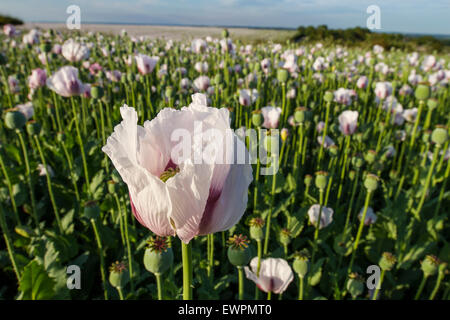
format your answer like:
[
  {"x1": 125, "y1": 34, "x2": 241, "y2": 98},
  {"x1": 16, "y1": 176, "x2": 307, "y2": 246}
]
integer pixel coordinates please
[
  {"x1": 83, "y1": 83, "x2": 91, "y2": 98},
  {"x1": 399, "y1": 84, "x2": 412, "y2": 96},
  {"x1": 193, "y1": 75, "x2": 210, "y2": 91},
  {"x1": 383, "y1": 145, "x2": 396, "y2": 158},
  {"x1": 206, "y1": 86, "x2": 215, "y2": 96},
  {"x1": 62, "y1": 39, "x2": 90, "y2": 62},
  {"x1": 46, "y1": 66, "x2": 85, "y2": 97},
  {"x1": 16, "y1": 102, "x2": 34, "y2": 120},
  {"x1": 102, "y1": 93, "x2": 253, "y2": 243},
  {"x1": 288, "y1": 115, "x2": 297, "y2": 127},
  {"x1": 338, "y1": 110, "x2": 358, "y2": 135},
  {"x1": 261, "y1": 58, "x2": 271, "y2": 74},
  {"x1": 123, "y1": 55, "x2": 133, "y2": 66},
  {"x1": 8, "y1": 75, "x2": 20, "y2": 93},
  {"x1": 53, "y1": 44, "x2": 62, "y2": 55},
  {"x1": 37, "y1": 163, "x2": 54, "y2": 177},
  {"x1": 407, "y1": 52, "x2": 419, "y2": 66},
  {"x1": 334, "y1": 88, "x2": 354, "y2": 105},
  {"x1": 282, "y1": 53, "x2": 298, "y2": 73},
  {"x1": 194, "y1": 61, "x2": 208, "y2": 73},
  {"x1": 191, "y1": 38, "x2": 207, "y2": 54},
  {"x1": 402, "y1": 108, "x2": 418, "y2": 123},
  {"x1": 106, "y1": 70, "x2": 122, "y2": 82},
  {"x1": 316, "y1": 121, "x2": 325, "y2": 133},
  {"x1": 28, "y1": 68, "x2": 47, "y2": 89},
  {"x1": 308, "y1": 204, "x2": 333, "y2": 229},
  {"x1": 22, "y1": 29, "x2": 39, "y2": 45},
  {"x1": 286, "y1": 87, "x2": 296, "y2": 99},
  {"x1": 374, "y1": 82, "x2": 392, "y2": 100},
  {"x1": 3, "y1": 24, "x2": 16, "y2": 37},
  {"x1": 272, "y1": 43, "x2": 282, "y2": 54},
  {"x1": 38, "y1": 52, "x2": 49, "y2": 65},
  {"x1": 239, "y1": 89, "x2": 258, "y2": 106},
  {"x1": 422, "y1": 55, "x2": 436, "y2": 72},
  {"x1": 358, "y1": 207, "x2": 377, "y2": 226},
  {"x1": 317, "y1": 135, "x2": 335, "y2": 148},
  {"x1": 408, "y1": 71, "x2": 422, "y2": 86},
  {"x1": 220, "y1": 38, "x2": 234, "y2": 53},
  {"x1": 356, "y1": 76, "x2": 368, "y2": 89},
  {"x1": 180, "y1": 78, "x2": 191, "y2": 90},
  {"x1": 89, "y1": 63, "x2": 102, "y2": 76},
  {"x1": 261, "y1": 106, "x2": 282, "y2": 129},
  {"x1": 245, "y1": 258, "x2": 294, "y2": 294},
  {"x1": 135, "y1": 53, "x2": 159, "y2": 75},
  {"x1": 312, "y1": 57, "x2": 328, "y2": 71}
]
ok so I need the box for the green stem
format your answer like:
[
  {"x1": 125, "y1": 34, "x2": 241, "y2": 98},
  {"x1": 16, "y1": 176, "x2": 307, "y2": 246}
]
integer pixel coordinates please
[
  {"x1": 17, "y1": 130, "x2": 40, "y2": 233},
  {"x1": 414, "y1": 274, "x2": 428, "y2": 300},
  {"x1": 182, "y1": 241, "x2": 193, "y2": 300},
  {"x1": 267, "y1": 291, "x2": 272, "y2": 300},
  {"x1": 0, "y1": 152, "x2": 20, "y2": 225},
  {"x1": 238, "y1": 266, "x2": 244, "y2": 300},
  {"x1": 0, "y1": 203, "x2": 21, "y2": 282},
  {"x1": 298, "y1": 276, "x2": 304, "y2": 300},
  {"x1": 116, "y1": 194, "x2": 133, "y2": 291},
  {"x1": 34, "y1": 135, "x2": 62, "y2": 234},
  {"x1": 156, "y1": 272, "x2": 163, "y2": 300},
  {"x1": 372, "y1": 269, "x2": 385, "y2": 300},
  {"x1": 91, "y1": 218, "x2": 108, "y2": 300},
  {"x1": 71, "y1": 97, "x2": 90, "y2": 195},
  {"x1": 429, "y1": 271, "x2": 444, "y2": 300},
  {"x1": 117, "y1": 287, "x2": 124, "y2": 300}
]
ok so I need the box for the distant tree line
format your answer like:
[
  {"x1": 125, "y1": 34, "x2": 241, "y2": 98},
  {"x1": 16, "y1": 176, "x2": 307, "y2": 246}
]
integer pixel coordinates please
[
  {"x1": 0, "y1": 14, "x2": 23, "y2": 26},
  {"x1": 292, "y1": 25, "x2": 449, "y2": 52}
]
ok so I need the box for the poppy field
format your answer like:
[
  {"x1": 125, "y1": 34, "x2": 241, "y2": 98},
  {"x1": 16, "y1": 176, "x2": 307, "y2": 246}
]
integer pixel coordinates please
[{"x1": 0, "y1": 25, "x2": 449, "y2": 300}]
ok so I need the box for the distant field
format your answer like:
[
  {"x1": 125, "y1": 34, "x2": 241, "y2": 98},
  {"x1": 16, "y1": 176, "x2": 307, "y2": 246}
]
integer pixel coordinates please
[{"x1": 22, "y1": 23, "x2": 296, "y2": 43}]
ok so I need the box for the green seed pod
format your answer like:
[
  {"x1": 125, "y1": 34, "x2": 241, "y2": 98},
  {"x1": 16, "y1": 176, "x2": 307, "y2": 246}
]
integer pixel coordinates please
[
  {"x1": 90, "y1": 85, "x2": 104, "y2": 99},
  {"x1": 83, "y1": 200, "x2": 100, "y2": 220},
  {"x1": 304, "y1": 174, "x2": 312, "y2": 187},
  {"x1": 323, "y1": 91, "x2": 334, "y2": 103},
  {"x1": 165, "y1": 86, "x2": 174, "y2": 98},
  {"x1": 277, "y1": 69, "x2": 289, "y2": 83},
  {"x1": 347, "y1": 273, "x2": 364, "y2": 299},
  {"x1": 421, "y1": 255, "x2": 440, "y2": 277},
  {"x1": 279, "y1": 229, "x2": 291, "y2": 246},
  {"x1": 227, "y1": 246, "x2": 252, "y2": 267},
  {"x1": 415, "y1": 83, "x2": 430, "y2": 101},
  {"x1": 294, "y1": 107, "x2": 306, "y2": 123},
  {"x1": 427, "y1": 98, "x2": 438, "y2": 110},
  {"x1": 422, "y1": 130, "x2": 432, "y2": 144},
  {"x1": 431, "y1": 127, "x2": 448, "y2": 145},
  {"x1": 328, "y1": 145, "x2": 339, "y2": 157},
  {"x1": 143, "y1": 237, "x2": 174, "y2": 275},
  {"x1": 315, "y1": 171, "x2": 328, "y2": 190},
  {"x1": 227, "y1": 234, "x2": 251, "y2": 267},
  {"x1": 389, "y1": 170, "x2": 398, "y2": 180},
  {"x1": 107, "y1": 180, "x2": 119, "y2": 194},
  {"x1": 109, "y1": 261, "x2": 130, "y2": 289},
  {"x1": 57, "y1": 131, "x2": 66, "y2": 143},
  {"x1": 293, "y1": 250, "x2": 309, "y2": 278},
  {"x1": 355, "y1": 132, "x2": 364, "y2": 143},
  {"x1": 5, "y1": 111, "x2": 26, "y2": 130},
  {"x1": 352, "y1": 155, "x2": 364, "y2": 168},
  {"x1": 379, "y1": 252, "x2": 396, "y2": 271},
  {"x1": 364, "y1": 174, "x2": 379, "y2": 192},
  {"x1": 40, "y1": 41, "x2": 52, "y2": 53},
  {"x1": 26, "y1": 121, "x2": 41, "y2": 136},
  {"x1": 250, "y1": 225, "x2": 264, "y2": 241},
  {"x1": 222, "y1": 29, "x2": 229, "y2": 38},
  {"x1": 214, "y1": 73, "x2": 223, "y2": 85},
  {"x1": 348, "y1": 170, "x2": 356, "y2": 181},
  {"x1": 252, "y1": 111, "x2": 263, "y2": 127},
  {"x1": 364, "y1": 150, "x2": 377, "y2": 164}
]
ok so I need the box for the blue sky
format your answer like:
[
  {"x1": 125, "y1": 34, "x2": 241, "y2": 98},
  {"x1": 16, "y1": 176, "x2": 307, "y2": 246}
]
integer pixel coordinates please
[{"x1": 1, "y1": 0, "x2": 449, "y2": 35}]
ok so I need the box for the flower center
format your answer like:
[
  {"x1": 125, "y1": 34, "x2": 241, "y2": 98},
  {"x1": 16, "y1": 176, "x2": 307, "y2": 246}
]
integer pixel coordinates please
[{"x1": 159, "y1": 166, "x2": 180, "y2": 183}]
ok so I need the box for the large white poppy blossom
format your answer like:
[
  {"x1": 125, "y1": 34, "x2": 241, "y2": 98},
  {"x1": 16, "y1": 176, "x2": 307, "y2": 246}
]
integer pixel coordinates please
[
  {"x1": 62, "y1": 39, "x2": 90, "y2": 62},
  {"x1": 102, "y1": 94, "x2": 253, "y2": 243},
  {"x1": 245, "y1": 257, "x2": 294, "y2": 294}
]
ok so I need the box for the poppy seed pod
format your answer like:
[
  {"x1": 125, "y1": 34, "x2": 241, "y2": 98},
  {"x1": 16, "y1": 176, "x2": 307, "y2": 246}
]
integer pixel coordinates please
[
  {"x1": 315, "y1": 171, "x2": 328, "y2": 190},
  {"x1": 324, "y1": 91, "x2": 334, "y2": 103},
  {"x1": 252, "y1": 111, "x2": 263, "y2": 127},
  {"x1": 421, "y1": 255, "x2": 440, "y2": 277},
  {"x1": 304, "y1": 174, "x2": 312, "y2": 187},
  {"x1": 227, "y1": 234, "x2": 251, "y2": 267},
  {"x1": 415, "y1": 83, "x2": 430, "y2": 101},
  {"x1": 26, "y1": 121, "x2": 41, "y2": 136},
  {"x1": 364, "y1": 150, "x2": 377, "y2": 164},
  {"x1": 364, "y1": 174, "x2": 379, "y2": 192},
  {"x1": 279, "y1": 228, "x2": 291, "y2": 246},
  {"x1": 107, "y1": 180, "x2": 119, "y2": 194},
  {"x1": 294, "y1": 107, "x2": 306, "y2": 123},
  {"x1": 277, "y1": 69, "x2": 288, "y2": 83},
  {"x1": 222, "y1": 29, "x2": 229, "y2": 38},
  {"x1": 143, "y1": 237, "x2": 174, "y2": 275},
  {"x1": 352, "y1": 155, "x2": 364, "y2": 168},
  {"x1": 5, "y1": 110, "x2": 26, "y2": 130},
  {"x1": 83, "y1": 200, "x2": 100, "y2": 220},
  {"x1": 348, "y1": 170, "x2": 356, "y2": 181},
  {"x1": 431, "y1": 127, "x2": 448, "y2": 145},
  {"x1": 109, "y1": 261, "x2": 130, "y2": 289},
  {"x1": 214, "y1": 73, "x2": 223, "y2": 85},
  {"x1": 347, "y1": 273, "x2": 364, "y2": 299},
  {"x1": 293, "y1": 251, "x2": 309, "y2": 278},
  {"x1": 379, "y1": 252, "x2": 396, "y2": 271},
  {"x1": 90, "y1": 85, "x2": 104, "y2": 99},
  {"x1": 427, "y1": 98, "x2": 438, "y2": 110}
]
